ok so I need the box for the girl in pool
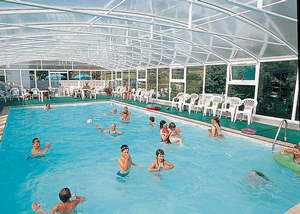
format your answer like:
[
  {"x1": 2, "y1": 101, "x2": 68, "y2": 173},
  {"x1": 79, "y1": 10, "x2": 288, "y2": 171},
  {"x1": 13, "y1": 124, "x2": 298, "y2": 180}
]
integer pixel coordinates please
[
  {"x1": 159, "y1": 120, "x2": 171, "y2": 144},
  {"x1": 207, "y1": 116, "x2": 223, "y2": 138},
  {"x1": 148, "y1": 149, "x2": 174, "y2": 172},
  {"x1": 169, "y1": 122, "x2": 184, "y2": 147}
]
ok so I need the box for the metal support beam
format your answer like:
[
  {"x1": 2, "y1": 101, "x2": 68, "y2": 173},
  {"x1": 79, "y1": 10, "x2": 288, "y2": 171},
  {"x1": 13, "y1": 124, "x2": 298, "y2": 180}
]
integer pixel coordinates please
[{"x1": 291, "y1": 68, "x2": 299, "y2": 121}]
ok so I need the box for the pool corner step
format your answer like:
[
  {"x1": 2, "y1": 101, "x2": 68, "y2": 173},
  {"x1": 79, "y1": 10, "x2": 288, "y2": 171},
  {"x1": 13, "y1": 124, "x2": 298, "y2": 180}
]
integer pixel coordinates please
[{"x1": 285, "y1": 203, "x2": 300, "y2": 214}]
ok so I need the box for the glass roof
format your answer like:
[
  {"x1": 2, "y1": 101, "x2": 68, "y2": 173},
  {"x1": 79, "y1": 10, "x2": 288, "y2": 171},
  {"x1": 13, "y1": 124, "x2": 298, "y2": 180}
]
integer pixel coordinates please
[{"x1": 0, "y1": 0, "x2": 297, "y2": 70}]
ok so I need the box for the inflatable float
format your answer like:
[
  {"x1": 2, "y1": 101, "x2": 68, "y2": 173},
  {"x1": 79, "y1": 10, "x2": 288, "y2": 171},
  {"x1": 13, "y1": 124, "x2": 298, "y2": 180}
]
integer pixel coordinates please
[
  {"x1": 241, "y1": 128, "x2": 257, "y2": 135},
  {"x1": 146, "y1": 104, "x2": 161, "y2": 110},
  {"x1": 273, "y1": 152, "x2": 300, "y2": 174}
]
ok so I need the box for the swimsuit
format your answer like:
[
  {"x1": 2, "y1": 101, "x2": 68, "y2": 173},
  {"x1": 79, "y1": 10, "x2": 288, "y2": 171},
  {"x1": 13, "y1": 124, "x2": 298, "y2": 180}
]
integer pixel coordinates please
[
  {"x1": 161, "y1": 128, "x2": 171, "y2": 144},
  {"x1": 213, "y1": 124, "x2": 223, "y2": 137},
  {"x1": 169, "y1": 130, "x2": 176, "y2": 139},
  {"x1": 117, "y1": 171, "x2": 129, "y2": 177},
  {"x1": 154, "y1": 160, "x2": 165, "y2": 171}
]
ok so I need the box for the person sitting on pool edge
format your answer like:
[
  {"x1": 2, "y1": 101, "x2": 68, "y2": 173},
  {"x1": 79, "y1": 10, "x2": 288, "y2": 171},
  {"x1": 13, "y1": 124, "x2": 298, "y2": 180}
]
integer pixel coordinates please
[
  {"x1": 44, "y1": 104, "x2": 52, "y2": 110},
  {"x1": 32, "y1": 187, "x2": 85, "y2": 214},
  {"x1": 149, "y1": 116, "x2": 156, "y2": 128},
  {"x1": 159, "y1": 120, "x2": 171, "y2": 144},
  {"x1": 31, "y1": 138, "x2": 50, "y2": 155},
  {"x1": 148, "y1": 149, "x2": 174, "y2": 172},
  {"x1": 207, "y1": 116, "x2": 223, "y2": 138},
  {"x1": 118, "y1": 144, "x2": 143, "y2": 177},
  {"x1": 95, "y1": 123, "x2": 122, "y2": 135},
  {"x1": 280, "y1": 145, "x2": 300, "y2": 164}
]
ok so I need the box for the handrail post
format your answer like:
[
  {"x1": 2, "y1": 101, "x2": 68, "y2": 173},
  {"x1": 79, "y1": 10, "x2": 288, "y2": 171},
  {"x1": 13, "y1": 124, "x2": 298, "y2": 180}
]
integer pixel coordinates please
[{"x1": 272, "y1": 120, "x2": 288, "y2": 152}]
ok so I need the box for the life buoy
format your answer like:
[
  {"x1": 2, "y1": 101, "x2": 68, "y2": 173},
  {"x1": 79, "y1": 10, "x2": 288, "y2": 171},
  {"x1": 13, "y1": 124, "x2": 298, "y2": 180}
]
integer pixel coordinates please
[
  {"x1": 241, "y1": 128, "x2": 257, "y2": 135},
  {"x1": 146, "y1": 104, "x2": 161, "y2": 110}
]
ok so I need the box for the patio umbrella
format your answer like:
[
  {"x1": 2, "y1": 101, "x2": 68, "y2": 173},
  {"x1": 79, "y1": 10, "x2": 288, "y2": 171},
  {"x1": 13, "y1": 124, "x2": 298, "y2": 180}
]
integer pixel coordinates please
[
  {"x1": 74, "y1": 74, "x2": 91, "y2": 80},
  {"x1": 46, "y1": 73, "x2": 66, "y2": 80}
]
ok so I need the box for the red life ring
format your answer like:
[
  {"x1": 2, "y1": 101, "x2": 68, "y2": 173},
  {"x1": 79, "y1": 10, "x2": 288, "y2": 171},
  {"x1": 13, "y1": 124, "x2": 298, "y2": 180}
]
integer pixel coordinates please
[
  {"x1": 146, "y1": 104, "x2": 161, "y2": 110},
  {"x1": 241, "y1": 128, "x2": 257, "y2": 135}
]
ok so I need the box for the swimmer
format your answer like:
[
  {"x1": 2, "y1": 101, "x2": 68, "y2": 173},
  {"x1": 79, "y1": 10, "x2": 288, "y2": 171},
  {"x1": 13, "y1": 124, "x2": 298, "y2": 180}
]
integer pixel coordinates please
[
  {"x1": 166, "y1": 107, "x2": 170, "y2": 110},
  {"x1": 95, "y1": 123, "x2": 122, "y2": 134},
  {"x1": 159, "y1": 120, "x2": 171, "y2": 144},
  {"x1": 169, "y1": 122, "x2": 184, "y2": 147},
  {"x1": 44, "y1": 104, "x2": 52, "y2": 110},
  {"x1": 207, "y1": 116, "x2": 223, "y2": 137},
  {"x1": 148, "y1": 149, "x2": 174, "y2": 172},
  {"x1": 280, "y1": 145, "x2": 300, "y2": 164},
  {"x1": 94, "y1": 109, "x2": 117, "y2": 117},
  {"x1": 120, "y1": 106, "x2": 131, "y2": 121},
  {"x1": 31, "y1": 138, "x2": 50, "y2": 155},
  {"x1": 118, "y1": 145, "x2": 143, "y2": 176},
  {"x1": 32, "y1": 187, "x2": 85, "y2": 214},
  {"x1": 149, "y1": 116, "x2": 156, "y2": 128},
  {"x1": 249, "y1": 170, "x2": 270, "y2": 185}
]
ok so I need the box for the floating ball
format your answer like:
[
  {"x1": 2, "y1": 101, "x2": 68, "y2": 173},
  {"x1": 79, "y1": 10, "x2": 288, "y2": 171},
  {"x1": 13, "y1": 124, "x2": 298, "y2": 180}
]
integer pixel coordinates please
[{"x1": 87, "y1": 119, "x2": 93, "y2": 124}]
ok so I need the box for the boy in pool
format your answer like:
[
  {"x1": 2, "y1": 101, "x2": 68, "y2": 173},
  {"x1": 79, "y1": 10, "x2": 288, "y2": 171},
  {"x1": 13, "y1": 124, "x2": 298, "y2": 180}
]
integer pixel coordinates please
[
  {"x1": 94, "y1": 109, "x2": 117, "y2": 117},
  {"x1": 148, "y1": 149, "x2": 174, "y2": 172},
  {"x1": 280, "y1": 145, "x2": 300, "y2": 163},
  {"x1": 44, "y1": 104, "x2": 52, "y2": 110},
  {"x1": 32, "y1": 187, "x2": 85, "y2": 214},
  {"x1": 96, "y1": 123, "x2": 122, "y2": 134},
  {"x1": 31, "y1": 138, "x2": 50, "y2": 155},
  {"x1": 120, "y1": 106, "x2": 131, "y2": 121},
  {"x1": 149, "y1": 116, "x2": 156, "y2": 128},
  {"x1": 118, "y1": 144, "x2": 143, "y2": 176}
]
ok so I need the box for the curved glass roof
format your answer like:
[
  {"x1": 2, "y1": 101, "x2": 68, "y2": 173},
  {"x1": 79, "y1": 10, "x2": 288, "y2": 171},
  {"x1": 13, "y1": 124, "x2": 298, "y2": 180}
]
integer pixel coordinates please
[{"x1": 0, "y1": 0, "x2": 297, "y2": 70}]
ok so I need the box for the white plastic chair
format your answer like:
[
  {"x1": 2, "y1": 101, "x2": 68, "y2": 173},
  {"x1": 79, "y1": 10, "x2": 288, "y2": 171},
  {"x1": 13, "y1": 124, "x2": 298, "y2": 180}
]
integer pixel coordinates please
[
  {"x1": 10, "y1": 88, "x2": 20, "y2": 101},
  {"x1": 234, "y1": 98, "x2": 258, "y2": 125},
  {"x1": 219, "y1": 97, "x2": 242, "y2": 121},
  {"x1": 138, "y1": 89, "x2": 146, "y2": 102},
  {"x1": 0, "y1": 90, "x2": 11, "y2": 102},
  {"x1": 203, "y1": 96, "x2": 223, "y2": 117},
  {"x1": 171, "y1": 92, "x2": 185, "y2": 111},
  {"x1": 89, "y1": 89, "x2": 97, "y2": 99},
  {"x1": 194, "y1": 94, "x2": 213, "y2": 114},
  {"x1": 111, "y1": 86, "x2": 120, "y2": 99},
  {"x1": 183, "y1": 93, "x2": 199, "y2": 114},
  {"x1": 133, "y1": 88, "x2": 142, "y2": 101},
  {"x1": 22, "y1": 89, "x2": 32, "y2": 100},
  {"x1": 129, "y1": 88, "x2": 136, "y2": 100},
  {"x1": 147, "y1": 89, "x2": 155, "y2": 103},
  {"x1": 31, "y1": 88, "x2": 40, "y2": 100},
  {"x1": 117, "y1": 86, "x2": 125, "y2": 100}
]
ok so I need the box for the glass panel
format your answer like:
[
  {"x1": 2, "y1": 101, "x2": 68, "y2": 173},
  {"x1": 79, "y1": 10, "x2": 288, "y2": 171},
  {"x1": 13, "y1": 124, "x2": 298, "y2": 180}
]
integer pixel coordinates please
[
  {"x1": 123, "y1": 72, "x2": 129, "y2": 86},
  {"x1": 228, "y1": 85, "x2": 255, "y2": 100},
  {"x1": 80, "y1": 71, "x2": 90, "y2": 80},
  {"x1": 6, "y1": 70, "x2": 21, "y2": 86},
  {"x1": 21, "y1": 70, "x2": 30, "y2": 89},
  {"x1": 138, "y1": 70, "x2": 146, "y2": 79},
  {"x1": 36, "y1": 71, "x2": 49, "y2": 89},
  {"x1": 69, "y1": 71, "x2": 79, "y2": 80},
  {"x1": 106, "y1": 71, "x2": 111, "y2": 81},
  {"x1": 171, "y1": 83, "x2": 184, "y2": 100},
  {"x1": 29, "y1": 71, "x2": 35, "y2": 88},
  {"x1": 92, "y1": 71, "x2": 101, "y2": 80},
  {"x1": 205, "y1": 65, "x2": 226, "y2": 95},
  {"x1": 172, "y1": 68, "x2": 184, "y2": 79},
  {"x1": 158, "y1": 68, "x2": 169, "y2": 100},
  {"x1": 296, "y1": 97, "x2": 299, "y2": 121},
  {"x1": 130, "y1": 71, "x2": 137, "y2": 89},
  {"x1": 186, "y1": 66, "x2": 203, "y2": 94},
  {"x1": 257, "y1": 60, "x2": 297, "y2": 119},
  {"x1": 231, "y1": 65, "x2": 255, "y2": 80},
  {"x1": 117, "y1": 72, "x2": 122, "y2": 79},
  {"x1": 147, "y1": 69, "x2": 156, "y2": 91},
  {"x1": 137, "y1": 81, "x2": 146, "y2": 89},
  {"x1": 0, "y1": 70, "x2": 4, "y2": 82}
]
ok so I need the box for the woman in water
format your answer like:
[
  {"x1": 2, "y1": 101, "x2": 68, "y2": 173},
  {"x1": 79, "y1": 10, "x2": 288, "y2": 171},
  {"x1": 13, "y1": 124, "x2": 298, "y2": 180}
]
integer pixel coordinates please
[
  {"x1": 169, "y1": 122, "x2": 183, "y2": 147},
  {"x1": 148, "y1": 149, "x2": 174, "y2": 172},
  {"x1": 207, "y1": 116, "x2": 223, "y2": 137},
  {"x1": 159, "y1": 120, "x2": 171, "y2": 144}
]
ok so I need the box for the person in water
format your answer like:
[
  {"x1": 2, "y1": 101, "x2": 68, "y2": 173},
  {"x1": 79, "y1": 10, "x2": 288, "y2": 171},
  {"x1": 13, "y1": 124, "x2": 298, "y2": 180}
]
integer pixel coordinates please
[
  {"x1": 31, "y1": 138, "x2": 50, "y2": 155},
  {"x1": 44, "y1": 104, "x2": 52, "y2": 110},
  {"x1": 149, "y1": 116, "x2": 156, "y2": 128},
  {"x1": 280, "y1": 145, "x2": 300, "y2": 164},
  {"x1": 120, "y1": 106, "x2": 131, "y2": 121},
  {"x1": 94, "y1": 109, "x2": 117, "y2": 117},
  {"x1": 169, "y1": 122, "x2": 184, "y2": 147},
  {"x1": 118, "y1": 145, "x2": 143, "y2": 176},
  {"x1": 159, "y1": 120, "x2": 171, "y2": 144},
  {"x1": 248, "y1": 170, "x2": 270, "y2": 185},
  {"x1": 32, "y1": 187, "x2": 85, "y2": 214},
  {"x1": 148, "y1": 149, "x2": 174, "y2": 172},
  {"x1": 95, "y1": 123, "x2": 122, "y2": 134},
  {"x1": 207, "y1": 116, "x2": 223, "y2": 137}
]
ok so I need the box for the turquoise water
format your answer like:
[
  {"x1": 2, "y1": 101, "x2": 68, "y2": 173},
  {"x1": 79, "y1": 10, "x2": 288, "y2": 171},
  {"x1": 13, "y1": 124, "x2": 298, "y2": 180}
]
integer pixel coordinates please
[{"x1": 0, "y1": 102, "x2": 299, "y2": 214}]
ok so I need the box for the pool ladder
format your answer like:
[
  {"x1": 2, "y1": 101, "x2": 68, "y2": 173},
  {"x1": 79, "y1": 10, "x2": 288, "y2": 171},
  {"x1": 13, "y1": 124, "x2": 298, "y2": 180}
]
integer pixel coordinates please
[{"x1": 272, "y1": 120, "x2": 287, "y2": 152}]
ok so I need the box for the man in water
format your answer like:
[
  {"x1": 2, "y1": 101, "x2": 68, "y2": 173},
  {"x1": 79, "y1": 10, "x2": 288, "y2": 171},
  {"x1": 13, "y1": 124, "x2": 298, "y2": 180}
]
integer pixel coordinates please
[
  {"x1": 31, "y1": 138, "x2": 50, "y2": 155},
  {"x1": 95, "y1": 123, "x2": 122, "y2": 134},
  {"x1": 118, "y1": 144, "x2": 143, "y2": 177}
]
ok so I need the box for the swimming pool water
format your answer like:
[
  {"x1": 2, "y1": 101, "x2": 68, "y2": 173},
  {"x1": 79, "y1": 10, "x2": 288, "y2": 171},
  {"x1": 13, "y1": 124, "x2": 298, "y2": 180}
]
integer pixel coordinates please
[{"x1": 0, "y1": 102, "x2": 299, "y2": 214}]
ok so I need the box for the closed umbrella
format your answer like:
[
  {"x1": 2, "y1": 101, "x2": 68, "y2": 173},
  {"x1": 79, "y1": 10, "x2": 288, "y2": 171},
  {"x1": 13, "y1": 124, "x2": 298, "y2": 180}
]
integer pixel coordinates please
[{"x1": 74, "y1": 74, "x2": 91, "y2": 80}]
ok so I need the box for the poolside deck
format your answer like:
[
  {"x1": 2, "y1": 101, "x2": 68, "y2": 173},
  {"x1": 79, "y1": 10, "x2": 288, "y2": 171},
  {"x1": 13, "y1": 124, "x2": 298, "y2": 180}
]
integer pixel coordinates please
[{"x1": 0, "y1": 96, "x2": 299, "y2": 146}]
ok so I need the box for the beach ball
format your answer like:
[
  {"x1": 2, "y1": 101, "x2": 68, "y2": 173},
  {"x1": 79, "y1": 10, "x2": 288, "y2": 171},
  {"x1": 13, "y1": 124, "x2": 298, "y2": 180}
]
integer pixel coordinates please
[{"x1": 87, "y1": 119, "x2": 92, "y2": 124}]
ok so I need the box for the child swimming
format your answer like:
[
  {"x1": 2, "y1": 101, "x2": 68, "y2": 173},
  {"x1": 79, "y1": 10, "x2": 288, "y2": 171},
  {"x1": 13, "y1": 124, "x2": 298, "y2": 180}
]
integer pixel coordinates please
[
  {"x1": 149, "y1": 116, "x2": 156, "y2": 128},
  {"x1": 44, "y1": 104, "x2": 52, "y2": 110},
  {"x1": 207, "y1": 116, "x2": 223, "y2": 137},
  {"x1": 120, "y1": 106, "x2": 131, "y2": 121},
  {"x1": 159, "y1": 120, "x2": 171, "y2": 144},
  {"x1": 32, "y1": 187, "x2": 85, "y2": 214},
  {"x1": 118, "y1": 144, "x2": 143, "y2": 177},
  {"x1": 169, "y1": 122, "x2": 184, "y2": 147},
  {"x1": 148, "y1": 149, "x2": 174, "y2": 172},
  {"x1": 31, "y1": 138, "x2": 50, "y2": 155}
]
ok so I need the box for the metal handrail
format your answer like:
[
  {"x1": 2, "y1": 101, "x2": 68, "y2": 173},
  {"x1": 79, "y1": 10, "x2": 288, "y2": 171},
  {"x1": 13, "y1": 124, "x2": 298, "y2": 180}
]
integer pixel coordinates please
[{"x1": 272, "y1": 119, "x2": 288, "y2": 151}]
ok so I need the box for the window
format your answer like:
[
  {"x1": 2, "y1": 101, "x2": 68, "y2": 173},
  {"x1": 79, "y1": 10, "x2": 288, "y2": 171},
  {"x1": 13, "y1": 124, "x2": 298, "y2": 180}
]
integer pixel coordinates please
[
  {"x1": 231, "y1": 65, "x2": 255, "y2": 80},
  {"x1": 130, "y1": 70, "x2": 136, "y2": 89},
  {"x1": 158, "y1": 68, "x2": 169, "y2": 100},
  {"x1": 205, "y1": 65, "x2": 226, "y2": 94},
  {"x1": 171, "y1": 83, "x2": 184, "y2": 100},
  {"x1": 147, "y1": 69, "x2": 156, "y2": 90},
  {"x1": 172, "y1": 68, "x2": 184, "y2": 79},
  {"x1": 186, "y1": 66, "x2": 203, "y2": 94},
  {"x1": 228, "y1": 85, "x2": 255, "y2": 100},
  {"x1": 123, "y1": 71, "x2": 129, "y2": 86}
]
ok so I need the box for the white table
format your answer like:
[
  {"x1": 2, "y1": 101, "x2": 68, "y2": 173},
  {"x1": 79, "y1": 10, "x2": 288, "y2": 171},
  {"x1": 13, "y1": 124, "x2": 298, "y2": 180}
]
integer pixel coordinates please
[{"x1": 39, "y1": 90, "x2": 48, "y2": 102}]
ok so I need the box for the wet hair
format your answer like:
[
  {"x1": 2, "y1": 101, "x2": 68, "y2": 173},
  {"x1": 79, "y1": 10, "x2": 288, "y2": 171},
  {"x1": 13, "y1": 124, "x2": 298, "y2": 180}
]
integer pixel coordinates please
[
  {"x1": 113, "y1": 109, "x2": 117, "y2": 111},
  {"x1": 111, "y1": 123, "x2": 116, "y2": 127},
  {"x1": 160, "y1": 120, "x2": 167, "y2": 129},
  {"x1": 46, "y1": 104, "x2": 50, "y2": 106},
  {"x1": 59, "y1": 188, "x2": 71, "y2": 203},
  {"x1": 149, "y1": 117, "x2": 155, "y2": 122},
  {"x1": 251, "y1": 170, "x2": 270, "y2": 181},
  {"x1": 121, "y1": 144, "x2": 129, "y2": 152},
  {"x1": 211, "y1": 116, "x2": 220, "y2": 126},
  {"x1": 169, "y1": 122, "x2": 176, "y2": 129},
  {"x1": 294, "y1": 145, "x2": 300, "y2": 150},
  {"x1": 156, "y1": 149, "x2": 165, "y2": 157},
  {"x1": 32, "y1": 138, "x2": 40, "y2": 144}
]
